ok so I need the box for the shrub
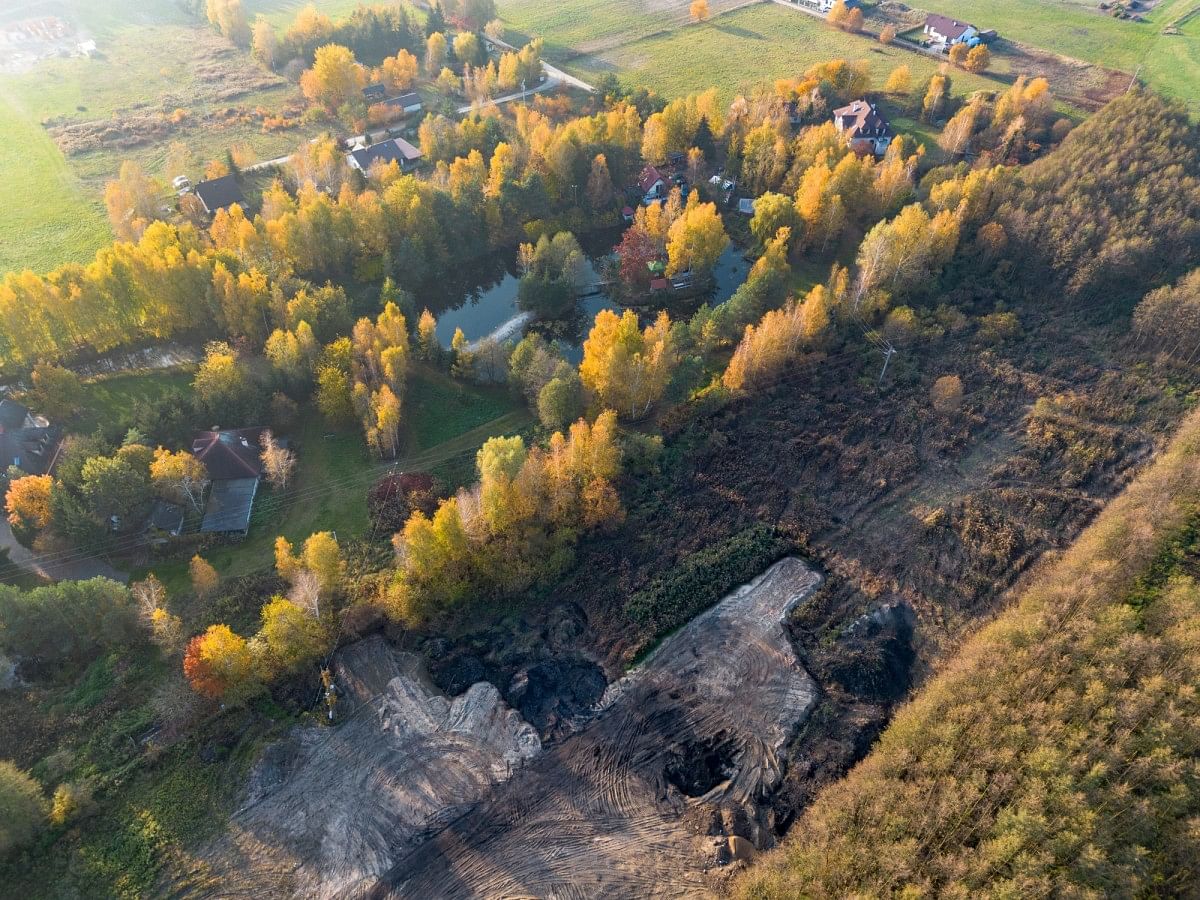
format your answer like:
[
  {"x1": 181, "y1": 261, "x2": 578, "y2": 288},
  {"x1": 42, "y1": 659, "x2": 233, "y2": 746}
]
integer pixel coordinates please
[
  {"x1": 930, "y1": 374, "x2": 964, "y2": 413},
  {"x1": 367, "y1": 472, "x2": 439, "y2": 536},
  {"x1": 625, "y1": 523, "x2": 791, "y2": 635},
  {"x1": 49, "y1": 781, "x2": 94, "y2": 826},
  {"x1": 0, "y1": 761, "x2": 46, "y2": 855}
]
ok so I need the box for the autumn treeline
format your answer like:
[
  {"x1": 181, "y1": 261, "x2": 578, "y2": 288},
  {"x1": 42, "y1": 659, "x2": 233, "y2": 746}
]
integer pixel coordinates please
[
  {"x1": 1000, "y1": 88, "x2": 1200, "y2": 302},
  {"x1": 0, "y1": 99, "x2": 647, "y2": 372},
  {"x1": 736, "y1": 398, "x2": 1200, "y2": 899},
  {"x1": 717, "y1": 90, "x2": 1196, "y2": 392}
]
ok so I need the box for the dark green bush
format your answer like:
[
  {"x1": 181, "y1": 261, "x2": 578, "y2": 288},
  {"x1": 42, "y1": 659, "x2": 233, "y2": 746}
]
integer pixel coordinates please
[{"x1": 625, "y1": 523, "x2": 790, "y2": 635}]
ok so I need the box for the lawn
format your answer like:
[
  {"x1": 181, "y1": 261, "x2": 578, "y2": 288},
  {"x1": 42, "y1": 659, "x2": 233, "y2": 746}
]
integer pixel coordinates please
[
  {"x1": 500, "y1": 0, "x2": 1005, "y2": 104},
  {"x1": 243, "y1": 0, "x2": 391, "y2": 29},
  {"x1": 0, "y1": 91, "x2": 110, "y2": 274},
  {"x1": 139, "y1": 367, "x2": 528, "y2": 592},
  {"x1": 73, "y1": 368, "x2": 197, "y2": 437}
]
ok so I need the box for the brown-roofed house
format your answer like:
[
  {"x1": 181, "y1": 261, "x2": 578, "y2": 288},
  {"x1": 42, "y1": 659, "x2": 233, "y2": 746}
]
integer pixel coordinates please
[
  {"x1": 923, "y1": 13, "x2": 979, "y2": 46},
  {"x1": 832, "y1": 100, "x2": 893, "y2": 156},
  {"x1": 191, "y1": 427, "x2": 267, "y2": 534},
  {"x1": 638, "y1": 165, "x2": 667, "y2": 201}
]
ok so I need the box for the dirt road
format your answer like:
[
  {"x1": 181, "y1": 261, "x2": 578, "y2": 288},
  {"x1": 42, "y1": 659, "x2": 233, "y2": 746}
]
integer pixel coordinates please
[{"x1": 366, "y1": 557, "x2": 821, "y2": 899}]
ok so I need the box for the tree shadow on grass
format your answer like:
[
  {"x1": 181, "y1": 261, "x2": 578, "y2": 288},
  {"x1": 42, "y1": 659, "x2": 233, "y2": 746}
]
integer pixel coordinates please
[{"x1": 713, "y1": 24, "x2": 766, "y2": 39}]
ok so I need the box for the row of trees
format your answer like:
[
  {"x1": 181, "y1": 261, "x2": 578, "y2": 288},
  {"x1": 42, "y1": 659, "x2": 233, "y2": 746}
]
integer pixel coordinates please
[
  {"x1": 265, "y1": 3, "x2": 424, "y2": 69},
  {"x1": 0, "y1": 90, "x2": 653, "y2": 370}
]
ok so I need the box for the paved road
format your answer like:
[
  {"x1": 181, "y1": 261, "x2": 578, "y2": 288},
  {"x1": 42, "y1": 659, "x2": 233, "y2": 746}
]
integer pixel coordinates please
[
  {"x1": 245, "y1": 57, "x2": 597, "y2": 174},
  {"x1": 542, "y1": 61, "x2": 596, "y2": 93},
  {"x1": 0, "y1": 518, "x2": 128, "y2": 584}
]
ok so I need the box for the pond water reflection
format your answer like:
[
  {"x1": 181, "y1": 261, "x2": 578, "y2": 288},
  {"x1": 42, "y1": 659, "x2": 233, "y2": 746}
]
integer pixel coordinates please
[{"x1": 420, "y1": 227, "x2": 751, "y2": 361}]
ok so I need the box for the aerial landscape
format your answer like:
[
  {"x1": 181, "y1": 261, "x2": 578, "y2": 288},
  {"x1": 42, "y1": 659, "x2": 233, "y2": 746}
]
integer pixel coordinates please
[{"x1": 0, "y1": 0, "x2": 1197, "y2": 896}]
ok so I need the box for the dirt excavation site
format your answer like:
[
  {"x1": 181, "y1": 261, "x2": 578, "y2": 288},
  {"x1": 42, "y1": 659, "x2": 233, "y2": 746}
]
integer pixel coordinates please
[{"x1": 195, "y1": 558, "x2": 822, "y2": 898}]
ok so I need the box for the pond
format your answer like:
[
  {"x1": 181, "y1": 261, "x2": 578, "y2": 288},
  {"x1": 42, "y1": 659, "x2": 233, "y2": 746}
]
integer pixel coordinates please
[{"x1": 422, "y1": 228, "x2": 752, "y2": 361}]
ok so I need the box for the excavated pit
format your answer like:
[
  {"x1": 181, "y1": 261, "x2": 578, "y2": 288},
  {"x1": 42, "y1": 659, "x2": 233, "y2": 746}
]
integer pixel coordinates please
[
  {"x1": 365, "y1": 556, "x2": 822, "y2": 899},
  {"x1": 193, "y1": 557, "x2": 821, "y2": 898}
]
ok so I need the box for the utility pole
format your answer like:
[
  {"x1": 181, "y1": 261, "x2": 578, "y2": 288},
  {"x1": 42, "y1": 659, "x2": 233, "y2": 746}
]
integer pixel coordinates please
[{"x1": 878, "y1": 343, "x2": 896, "y2": 385}]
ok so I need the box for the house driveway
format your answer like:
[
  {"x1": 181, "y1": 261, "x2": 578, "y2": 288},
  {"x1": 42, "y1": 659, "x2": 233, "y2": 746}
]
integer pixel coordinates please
[{"x1": 0, "y1": 518, "x2": 128, "y2": 584}]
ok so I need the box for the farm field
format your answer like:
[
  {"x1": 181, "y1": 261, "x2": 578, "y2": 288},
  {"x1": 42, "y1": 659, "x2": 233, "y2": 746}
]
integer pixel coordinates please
[
  {"x1": 500, "y1": 0, "x2": 1008, "y2": 103},
  {"x1": 896, "y1": 0, "x2": 1199, "y2": 101},
  {"x1": 0, "y1": 0, "x2": 376, "y2": 275}
]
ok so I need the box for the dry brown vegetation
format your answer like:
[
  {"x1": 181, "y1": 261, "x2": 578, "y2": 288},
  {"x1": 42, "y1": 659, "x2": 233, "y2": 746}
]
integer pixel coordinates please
[{"x1": 737, "y1": 391, "x2": 1200, "y2": 898}]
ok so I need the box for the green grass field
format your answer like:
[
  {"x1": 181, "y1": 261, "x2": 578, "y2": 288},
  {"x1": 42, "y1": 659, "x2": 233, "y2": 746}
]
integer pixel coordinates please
[
  {"x1": 501, "y1": 0, "x2": 1197, "y2": 107},
  {"x1": 73, "y1": 368, "x2": 196, "y2": 436},
  {"x1": 0, "y1": 0, "x2": 385, "y2": 275},
  {"x1": 0, "y1": 92, "x2": 111, "y2": 273},
  {"x1": 243, "y1": 0, "x2": 384, "y2": 29},
  {"x1": 919, "y1": 0, "x2": 1200, "y2": 100},
  {"x1": 501, "y1": 0, "x2": 1005, "y2": 103}
]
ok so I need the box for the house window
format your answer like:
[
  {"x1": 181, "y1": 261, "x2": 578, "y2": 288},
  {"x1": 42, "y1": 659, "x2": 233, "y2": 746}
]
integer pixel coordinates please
[{"x1": 13, "y1": 456, "x2": 20, "y2": 468}]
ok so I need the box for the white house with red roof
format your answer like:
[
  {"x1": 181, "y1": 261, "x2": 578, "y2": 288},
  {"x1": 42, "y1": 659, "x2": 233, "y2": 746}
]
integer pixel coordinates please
[
  {"x1": 923, "y1": 13, "x2": 979, "y2": 47},
  {"x1": 638, "y1": 164, "x2": 667, "y2": 202}
]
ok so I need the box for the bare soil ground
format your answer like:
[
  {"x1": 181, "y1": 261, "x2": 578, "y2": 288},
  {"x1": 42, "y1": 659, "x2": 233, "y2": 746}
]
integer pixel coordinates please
[
  {"x1": 189, "y1": 559, "x2": 821, "y2": 898},
  {"x1": 1001, "y1": 39, "x2": 1130, "y2": 110},
  {"x1": 181, "y1": 637, "x2": 540, "y2": 898},
  {"x1": 369, "y1": 558, "x2": 820, "y2": 899}
]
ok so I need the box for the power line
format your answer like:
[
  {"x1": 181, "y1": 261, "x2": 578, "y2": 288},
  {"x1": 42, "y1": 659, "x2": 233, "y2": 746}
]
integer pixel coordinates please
[{"x1": 1, "y1": 295, "x2": 1145, "y2": 582}]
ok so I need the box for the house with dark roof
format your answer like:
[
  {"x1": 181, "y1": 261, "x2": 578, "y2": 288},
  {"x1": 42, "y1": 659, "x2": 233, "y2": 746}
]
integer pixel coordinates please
[
  {"x1": 346, "y1": 137, "x2": 424, "y2": 173},
  {"x1": 0, "y1": 399, "x2": 61, "y2": 477},
  {"x1": 363, "y1": 82, "x2": 387, "y2": 103},
  {"x1": 923, "y1": 13, "x2": 979, "y2": 47},
  {"x1": 193, "y1": 174, "x2": 246, "y2": 216},
  {"x1": 191, "y1": 427, "x2": 267, "y2": 535},
  {"x1": 382, "y1": 91, "x2": 423, "y2": 115},
  {"x1": 832, "y1": 100, "x2": 893, "y2": 156}
]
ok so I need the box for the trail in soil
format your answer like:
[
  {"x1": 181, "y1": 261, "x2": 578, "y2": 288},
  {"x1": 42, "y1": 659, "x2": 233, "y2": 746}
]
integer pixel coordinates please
[
  {"x1": 192, "y1": 558, "x2": 820, "y2": 898},
  {"x1": 195, "y1": 641, "x2": 540, "y2": 898},
  {"x1": 365, "y1": 557, "x2": 821, "y2": 899}
]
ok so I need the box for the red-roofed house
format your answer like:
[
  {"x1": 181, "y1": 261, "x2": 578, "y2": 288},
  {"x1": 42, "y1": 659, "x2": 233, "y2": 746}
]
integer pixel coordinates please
[
  {"x1": 923, "y1": 14, "x2": 979, "y2": 47},
  {"x1": 638, "y1": 165, "x2": 667, "y2": 201},
  {"x1": 832, "y1": 100, "x2": 893, "y2": 156},
  {"x1": 191, "y1": 427, "x2": 268, "y2": 534}
]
